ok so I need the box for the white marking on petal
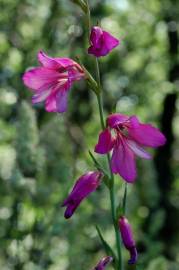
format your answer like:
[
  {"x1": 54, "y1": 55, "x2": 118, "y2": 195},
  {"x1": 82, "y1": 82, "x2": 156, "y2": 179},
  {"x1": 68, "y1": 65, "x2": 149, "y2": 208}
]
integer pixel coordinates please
[{"x1": 126, "y1": 140, "x2": 151, "y2": 159}]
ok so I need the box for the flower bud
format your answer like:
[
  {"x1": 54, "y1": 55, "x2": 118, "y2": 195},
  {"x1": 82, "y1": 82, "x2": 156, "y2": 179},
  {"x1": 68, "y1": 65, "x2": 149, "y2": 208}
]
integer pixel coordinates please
[
  {"x1": 119, "y1": 216, "x2": 138, "y2": 264},
  {"x1": 93, "y1": 256, "x2": 113, "y2": 270},
  {"x1": 62, "y1": 171, "x2": 102, "y2": 218}
]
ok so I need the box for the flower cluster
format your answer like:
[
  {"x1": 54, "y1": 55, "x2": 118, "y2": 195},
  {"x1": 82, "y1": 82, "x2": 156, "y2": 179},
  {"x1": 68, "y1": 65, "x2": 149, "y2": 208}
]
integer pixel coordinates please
[{"x1": 23, "y1": 13, "x2": 166, "y2": 268}]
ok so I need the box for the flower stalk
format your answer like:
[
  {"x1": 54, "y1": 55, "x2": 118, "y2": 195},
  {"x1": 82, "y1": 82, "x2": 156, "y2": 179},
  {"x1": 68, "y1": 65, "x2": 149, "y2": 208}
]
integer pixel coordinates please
[
  {"x1": 95, "y1": 57, "x2": 123, "y2": 270},
  {"x1": 84, "y1": 2, "x2": 123, "y2": 269}
]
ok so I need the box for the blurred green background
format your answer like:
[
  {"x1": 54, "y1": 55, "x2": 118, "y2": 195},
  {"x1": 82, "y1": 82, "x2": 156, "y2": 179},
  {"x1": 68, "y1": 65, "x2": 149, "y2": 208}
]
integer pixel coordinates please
[{"x1": 0, "y1": 0, "x2": 179, "y2": 269}]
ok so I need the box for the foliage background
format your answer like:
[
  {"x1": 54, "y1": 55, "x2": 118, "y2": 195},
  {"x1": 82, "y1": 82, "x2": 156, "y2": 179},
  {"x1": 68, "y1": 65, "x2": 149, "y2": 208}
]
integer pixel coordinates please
[{"x1": 0, "y1": 0, "x2": 179, "y2": 269}]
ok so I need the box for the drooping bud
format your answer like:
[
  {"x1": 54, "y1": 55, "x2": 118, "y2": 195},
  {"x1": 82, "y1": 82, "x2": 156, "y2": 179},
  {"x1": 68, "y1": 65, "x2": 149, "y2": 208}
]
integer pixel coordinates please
[
  {"x1": 62, "y1": 171, "x2": 102, "y2": 219},
  {"x1": 119, "y1": 216, "x2": 138, "y2": 264}
]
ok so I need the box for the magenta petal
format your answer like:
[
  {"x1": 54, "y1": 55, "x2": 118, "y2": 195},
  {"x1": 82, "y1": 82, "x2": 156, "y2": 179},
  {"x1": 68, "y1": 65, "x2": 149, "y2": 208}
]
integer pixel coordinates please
[
  {"x1": 45, "y1": 93, "x2": 57, "y2": 112},
  {"x1": 88, "y1": 26, "x2": 120, "y2": 57},
  {"x1": 111, "y1": 139, "x2": 136, "y2": 183},
  {"x1": 38, "y1": 51, "x2": 61, "y2": 69},
  {"x1": 95, "y1": 128, "x2": 114, "y2": 154},
  {"x1": 107, "y1": 113, "x2": 129, "y2": 128},
  {"x1": 55, "y1": 89, "x2": 69, "y2": 113},
  {"x1": 45, "y1": 81, "x2": 70, "y2": 113},
  {"x1": 62, "y1": 171, "x2": 102, "y2": 219},
  {"x1": 102, "y1": 30, "x2": 120, "y2": 50},
  {"x1": 126, "y1": 139, "x2": 152, "y2": 159},
  {"x1": 68, "y1": 67, "x2": 84, "y2": 82},
  {"x1": 90, "y1": 26, "x2": 103, "y2": 48},
  {"x1": 128, "y1": 247, "x2": 138, "y2": 265},
  {"x1": 128, "y1": 123, "x2": 166, "y2": 148},
  {"x1": 38, "y1": 50, "x2": 77, "y2": 70},
  {"x1": 119, "y1": 216, "x2": 137, "y2": 265},
  {"x1": 22, "y1": 67, "x2": 59, "y2": 91},
  {"x1": 32, "y1": 88, "x2": 51, "y2": 104},
  {"x1": 129, "y1": 115, "x2": 140, "y2": 128}
]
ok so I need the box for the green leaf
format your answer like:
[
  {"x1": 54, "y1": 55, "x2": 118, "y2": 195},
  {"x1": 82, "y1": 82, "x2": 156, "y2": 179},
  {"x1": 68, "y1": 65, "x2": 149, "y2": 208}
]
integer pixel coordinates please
[
  {"x1": 88, "y1": 151, "x2": 109, "y2": 179},
  {"x1": 96, "y1": 225, "x2": 118, "y2": 267}
]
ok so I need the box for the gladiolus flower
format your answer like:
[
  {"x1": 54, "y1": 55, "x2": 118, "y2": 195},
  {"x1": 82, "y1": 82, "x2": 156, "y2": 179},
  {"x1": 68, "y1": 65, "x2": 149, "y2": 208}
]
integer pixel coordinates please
[
  {"x1": 22, "y1": 51, "x2": 85, "y2": 113},
  {"x1": 95, "y1": 113, "x2": 166, "y2": 182},
  {"x1": 93, "y1": 256, "x2": 113, "y2": 270},
  {"x1": 119, "y1": 216, "x2": 137, "y2": 265},
  {"x1": 62, "y1": 171, "x2": 102, "y2": 219},
  {"x1": 88, "y1": 26, "x2": 120, "y2": 57}
]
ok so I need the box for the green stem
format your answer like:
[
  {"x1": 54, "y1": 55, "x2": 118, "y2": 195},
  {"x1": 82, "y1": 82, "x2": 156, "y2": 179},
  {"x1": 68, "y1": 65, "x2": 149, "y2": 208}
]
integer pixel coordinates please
[
  {"x1": 95, "y1": 58, "x2": 123, "y2": 270},
  {"x1": 85, "y1": 2, "x2": 123, "y2": 269},
  {"x1": 86, "y1": 0, "x2": 91, "y2": 39},
  {"x1": 122, "y1": 183, "x2": 128, "y2": 215}
]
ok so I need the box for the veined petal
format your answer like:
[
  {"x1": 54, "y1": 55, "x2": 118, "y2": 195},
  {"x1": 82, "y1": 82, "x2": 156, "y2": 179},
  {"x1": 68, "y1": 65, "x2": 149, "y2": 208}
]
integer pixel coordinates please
[
  {"x1": 111, "y1": 139, "x2": 136, "y2": 183},
  {"x1": 128, "y1": 122, "x2": 166, "y2": 147},
  {"x1": 107, "y1": 113, "x2": 129, "y2": 128},
  {"x1": 32, "y1": 88, "x2": 51, "y2": 104},
  {"x1": 126, "y1": 139, "x2": 151, "y2": 159},
  {"x1": 68, "y1": 67, "x2": 84, "y2": 82},
  {"x1": 22, "y1": 67, "x2": 59, "y2": 91},
  {"x1": 95, "y1": 128, "x2": 114, "y2": 154},
  {"x1": 45, "y1": 93, "x2": 57, "y2": 112},
  {"x1": 38, "y1": 51, "x2": 62, "y2": 69},
  {"x1": 38, "y1": 50, "x2": 83, "y2": 72},
  {"x1": 45, "y1": 81, "x2": 70, "y2": 113},
  {"x1": 56, "y1": 89, "x2": 69, "y2": 113}
]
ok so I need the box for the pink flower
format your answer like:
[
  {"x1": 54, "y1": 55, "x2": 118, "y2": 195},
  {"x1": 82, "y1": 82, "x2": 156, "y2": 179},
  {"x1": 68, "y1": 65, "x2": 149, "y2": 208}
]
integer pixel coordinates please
[
  {"x1": 95, "y1": 113, "x2": 166, "y2": 182},
  {"x1": 88, "y1": 26, "x2": 120, "y2": 57},
  {"x1": 93, "y1": 256, "x2": 113, "y2": 270},
  {"x1": 62, "y1": 171, "x2": 102, "y2": 219},
  {"x1": 119, "y1": 216, "x2": 137, "y2": 265},
  {"x1": 22, "y1": 51, "x2": 85, "y2": 113}
]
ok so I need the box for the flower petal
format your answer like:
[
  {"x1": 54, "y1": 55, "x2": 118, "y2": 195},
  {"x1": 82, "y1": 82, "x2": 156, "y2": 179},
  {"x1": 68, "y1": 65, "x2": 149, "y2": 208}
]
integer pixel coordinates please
[
  {"x1": 90, "y1": 26, "x2": 103, "y2": 49},
  {"x1": 128, "y1": 122, "x2": 166, "y2": 147},
  {"x1": 88, "y1": 26, "x2": 120, "y2": 57},
  {"x1": 111, "y1": 139, "x2": 136, "y2": 183},
  {"x1": 62, "y1": 171, "x2": 102, "y2": 218},
  {"x1": 102, "y1": 30, "x2": 120, "y2": 51},
  {"x1": 56, "y1": 89, "x2": 69, "y2": 113},
  {"x1": 128, "y1": 247, "x2": 138, "y2": 265},
  {"x1": 32, "y1": 88, "x2": 51, "y2": 104},
  {"x1": 107, "y1": 113, "x2": 129, "y2": 128},
  {"x1": 126, "y1": 139, "x2": 152, "y2": 159},
  {"x1": 45, "y1": 81, "x2": 70, "y2": 113},
  {"x1": 38, "y1": 50, "x2": 83, "y2": 71},
  {"x1": 68, "y1": 66, "x2": 84, "y2": 82},
  {"x1": 95, "y1": 128, "x2": 114, "y2": 154},
  {"x1": 22, "y1": 67, "x2": 59, "y2": 91}
]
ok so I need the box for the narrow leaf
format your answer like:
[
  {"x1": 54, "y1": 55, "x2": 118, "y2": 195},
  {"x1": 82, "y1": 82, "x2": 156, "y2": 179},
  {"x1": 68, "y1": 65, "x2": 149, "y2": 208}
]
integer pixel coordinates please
[{"x1": 96, "y1": 225, "x2": 118, "y2": 267}]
